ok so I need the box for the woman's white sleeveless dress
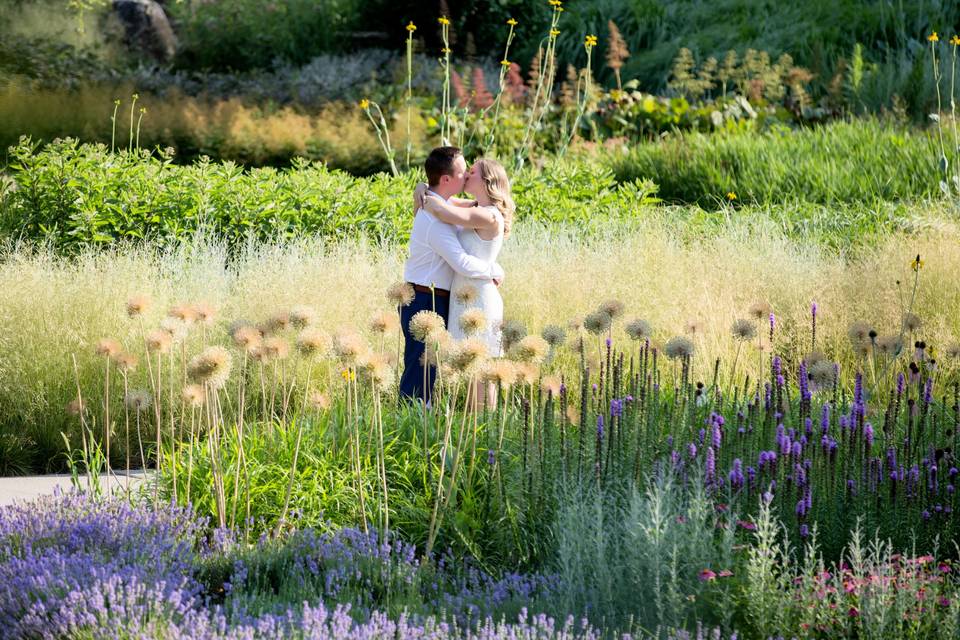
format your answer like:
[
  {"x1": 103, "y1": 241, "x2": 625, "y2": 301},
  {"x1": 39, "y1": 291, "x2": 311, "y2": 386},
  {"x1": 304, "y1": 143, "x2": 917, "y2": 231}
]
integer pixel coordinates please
[{"x1": 448, "y1": 206, "x2": 505, "y2": 356}]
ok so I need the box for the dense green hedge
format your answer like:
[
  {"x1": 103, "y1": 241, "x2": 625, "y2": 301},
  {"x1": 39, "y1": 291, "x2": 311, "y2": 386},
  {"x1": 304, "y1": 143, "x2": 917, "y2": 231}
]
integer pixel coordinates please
[
  {"x1": 0, "y1": 138, "x2": 658, "y2": 251},
  {"x1": 602, "y1": 119, "x2": 944, "y2": 207}
]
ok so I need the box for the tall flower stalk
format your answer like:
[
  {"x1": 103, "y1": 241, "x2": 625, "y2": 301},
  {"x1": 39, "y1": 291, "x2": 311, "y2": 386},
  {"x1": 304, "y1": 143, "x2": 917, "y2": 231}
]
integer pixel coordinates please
[
  {"x1": 483, "y1": 18, "x2": 519, "y2": 153},
  {"x1": 558, "y1": 34, "x2": 598, "y2": 157},
  {"x1": 438, "y1": 16, "x2": 453, "y2": 146},
  {"x1": 359, "y1": 99, "x2": 398, "y2": 176},
  {"x1": 515, "y1": 0, "x2": 564, "y2": 170},
  {"x1": 405, "y1": 22, "x2": 417, "y2": 170}
]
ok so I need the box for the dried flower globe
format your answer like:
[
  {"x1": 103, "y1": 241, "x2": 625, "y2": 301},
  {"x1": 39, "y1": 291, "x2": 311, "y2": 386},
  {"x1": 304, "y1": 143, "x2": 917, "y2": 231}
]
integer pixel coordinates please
[
  {"x1": 808, "y1": 361, "x2": 837, "y2": 390},
  {"x1": 731, "y1": 319, "x2": 757, "y2": 342},
  {"x1": 370, "y1": 312, "x2": 399, "y2": 335},
  {"x1": 187, "y1": 346, "x2": 233, "y2": 389},
  {"x1": 847, "y1": 322, "x2": 873, "y2": 348},
  {"x1": 541, "y1": 324, "x2": 566, "y2": 348},
  {"x1": 168, "y1": 304, "x2": 197, "y2": 324},
  {"x1": 333, "y1": 330, "x2": 369, "y2": 363},
  {"x1": 664, "y1": 336, "x2": 695, "y2": 360},
  {"x1": 481, "y1": 359, "x2": 517, "y2": 388},
  {"x1": 748, "y1": 301, "x2": 773, "y2": 321},
  {"x1": 450, "y1": 338, "x2": 488, "y2": 373},
  {"x1": 584, "y1": 311, "x2": 612, "y2": 336},
  {"x1": 145, "y1": 330, "x2": 173, "y2": 354},
  {"x1": 232, "y1": 325, "x2": 263, "y2": 352},
  {"x1": 296, "y1": 328, "x2": 332, "y2": 357},
  {"x1": 542, "y1": 375, "x2": 562, "y2": 397},
  {"x1": 903, "y1": 312, "x2": 922, "y2": 332},
  {"x1": 598, "y1": 299, "x2": 625, "y2": 320},
  {"x1": 66, "y1": 398, "x2": 85, "y2": 416},
  {"x1": 510, "y1": 335, "x2": 550, "y2": 364},
  {"x1": 95, "y1": 339, "x2": 122, "y2": 358},
  {"x1": 567, "y1": 316, "x2": 584, "y2": 331},
  {"x1": 803, "y1": 351, "x2": 827, "y2": 367},
  {"x1": 113, "y1": 352, "x2": 138, "y2": 373},
  {"x1": 182, "y1": 384, "x2": 205, "y2": 408},
  {"x1": 454, "y1": 285, "x2": 479, "y2": 306},
  {"x1": 515, "y1": 362, "x2": 540, "y2": 386},
  {"x1": 124, "y1": 389, "x2": 153, "y2": 412},
  {"x1": 360, "y1": 353, "x2": 394, "y2": 388},
  {"x1": 386, "y1": 282, "x2": 415, "y2": 308},
  {"x1": 159, "y1": 317, "x2": 188, "y2": 343},
  {"x1": 307, "y1": 390, "x2": 332, "y2": 411},
  {"x1": 947, "y1": 343, "x2": 960, "y2": 359},
  {"x1": 192, "y1": 302, "x2": 216, "y2": 325},
  {"x1": 876, "y1": 335, "x2": 903, "y2": 357},
  {"x1": 409, "y1": 310, "x2": 446, "y2": 342},
  {"x1": 261, "y1": 336, "x2": 291, "y2": 360},
  {"x1": 289, "y1": 305, "x2": 317, "y2": 329},
  {"x1": 459, "y1": 308, "x2": 488, "y2": 336},
  {"x1": 262, "y1": 312, "x2": 291, "y2": 335},
  {"x1": 499, "y1": 319, "x2": 528, "y2": 351},
  {"x1": 126, "y1": 295, "x2": 151, "y2": 319},
  {"x1": 423, "y1": 329, "x2": 455, "y2": 364},
  {"x1": 625, "y1": 318, "x2": 652, "y2": 341}
]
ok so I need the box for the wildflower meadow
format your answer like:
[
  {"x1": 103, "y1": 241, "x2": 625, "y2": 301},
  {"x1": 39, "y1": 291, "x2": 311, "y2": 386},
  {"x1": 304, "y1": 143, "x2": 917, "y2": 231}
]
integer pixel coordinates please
[{"x1": 3, "y1": 1, "x2": 960, "y2": 638}]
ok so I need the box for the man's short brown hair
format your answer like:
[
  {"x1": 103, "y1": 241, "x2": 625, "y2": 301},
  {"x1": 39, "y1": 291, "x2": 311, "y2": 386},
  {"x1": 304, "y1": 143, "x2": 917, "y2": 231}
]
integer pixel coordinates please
[{"x1": 424, "y1": 146, "x2": 463, "y2": 187}]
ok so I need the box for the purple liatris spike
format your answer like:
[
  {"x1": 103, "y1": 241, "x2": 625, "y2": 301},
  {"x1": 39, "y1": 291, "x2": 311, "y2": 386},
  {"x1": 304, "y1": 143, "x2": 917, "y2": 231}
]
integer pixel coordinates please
[
  {"x1": 605, "y1": 337, "x2": 611, "y2": 348},
  {"x1": 596, "y1": 415, "x2": 604, "y2": 440},
  {"x1": 854, "y1": 373, "x2": 863, "y2": 405},
  {"x1": 488, "y1": 449, "x2": 496, "y2": 465},
  {"x1": 821, "y1": 403, "x2": 831, "y2": 434},
  {"x1": 769, "y1": 312, "x2": 776, "y2": 334},
  {"x1": 924, "y1": 378, "x2": 933, "y2": 404},
  {"x1": 712, "y1": 423, "x2": 722, "y2": 449},
  {"x1": 864, "y1": 423, "x2": 874, "y2": 447},
  {"x1": 896, "y1": 372, "x2": 905, "y2": 396},
  {"x1": 800, "y1": 524, "x2": 810, "y2": 538},
  {"x1": 689, "y1": 442, "x2": 698, "y2": 459},
  {"x1": 706, "y1": 446, "x2": 716, "y2": 485},
  {"x1": 773, "y1": 356, "x2": 782, "y2": 377}
]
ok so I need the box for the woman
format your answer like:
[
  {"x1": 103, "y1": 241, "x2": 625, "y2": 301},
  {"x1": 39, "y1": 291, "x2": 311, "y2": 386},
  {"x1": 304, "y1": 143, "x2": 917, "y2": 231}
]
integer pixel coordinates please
[{"x1": 413, "y1": 158, "x2": 515, "y2": 405}]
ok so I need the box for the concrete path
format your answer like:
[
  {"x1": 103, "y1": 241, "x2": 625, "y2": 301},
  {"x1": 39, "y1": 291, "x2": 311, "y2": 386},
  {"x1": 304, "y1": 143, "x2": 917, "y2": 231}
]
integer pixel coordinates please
[{"x1": 0, "y1": 470, "x2": 151, "y2": 506}]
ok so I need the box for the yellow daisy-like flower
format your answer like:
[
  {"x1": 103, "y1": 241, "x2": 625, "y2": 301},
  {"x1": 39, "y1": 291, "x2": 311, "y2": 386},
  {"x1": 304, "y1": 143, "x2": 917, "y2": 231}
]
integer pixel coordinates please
[
  {"x1": 555, "y1": 6, "x2": 564, "y2": 11},
  {"x1": 548, "y1": 0, "x2": 561, "y2": 6},
  {"x1": 928, "y1": 32, "x2": 939, "y2": 42},
  {"x1": 550, "y1": 28, "x2": 560, "y2": 37},
  {"x1": 406, "y1": 21, "x2": 417, "y2": 33},
  {"x1": 438, "y1": 16, "x2": 450, "y2": 26},
  {"x1": 359, "y1": 98, "x2": 370, "y2": 109},
  {"x1": 507, "y1": 18, "x2": 518, "y2": 26},
  {"x1": 585, "y1": 35, "x2": 598, "y2": 47},
  {"x1": 340, "y1": 368, "x2": 356, "y2": 382},
  {"x1": 501, "y1": 59, "x2": 511, "y2": 67},
  {"x1": 911, "y1": 254, "x2": 924, "y2": 272},
  {"x1": 726, "y1": 191, "x2": 737, "y2": 201},
  {"x1": 441, "y1": 47, "x2": 452, "y2": 54},
  {"x1": 951, "y1": 35, "x2": 960, "y2": 46}
]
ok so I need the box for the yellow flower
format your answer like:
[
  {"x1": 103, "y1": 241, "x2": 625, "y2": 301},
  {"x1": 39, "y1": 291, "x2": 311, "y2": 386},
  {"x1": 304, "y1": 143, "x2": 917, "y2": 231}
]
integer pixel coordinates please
[
  {"x1": 610, "y1": 89, "x2": 624, "y2": 101},
  {"x1": 928, "y1": 32, "x2": 939, "y2": 42},
  {"x1": 555, "y1": 6, "x2": 564, "y2": 11},
  {"x1": 585, "y1": 35, "x2": 598, "y2": 48},
  {"x1": 951, "y1": 35, "x2": 960, "y2": 46},
  {"x1": 726, "y1": 192, "x2": 737, "y2": 201},
  {"x1": 550, "y1": 28, "x2": 560, "y2": 37},
  {"x1": 340, "y1": 368, "x2": 356, "y2": 382},
  {"x1": 501, "y1": 59, "x2": 512, "y2": 67},
  {"x1": 427, "y1": 116, "x2": 438, "y2": 127},
  {"x1": 912, "y1": 254, "x2": 924, "y2": 272},
  {"x1": 406, "y1": 21, "x2": 417, "y2": 33},
  {"x1": 359, "y1": 98, "x2": 370, "y2": 109},
  {"x1": 441, "y1": 47, "x2": 452, "y2": 54},
  {"x1": 548, "y1": 0, "x2": 561, "y2": 5},
  {"x1": 507, "y1": 18, "x2": 518, "y2": 26},
  {"x1": 438, "y1": 16, "x2": 450, "y2": 26}
]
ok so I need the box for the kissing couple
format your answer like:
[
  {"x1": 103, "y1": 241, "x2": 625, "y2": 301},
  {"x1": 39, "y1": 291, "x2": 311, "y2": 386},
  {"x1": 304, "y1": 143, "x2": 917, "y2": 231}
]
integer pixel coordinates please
[{"x1": 398, "y1": 146, "x2": 515, "y2": 406}]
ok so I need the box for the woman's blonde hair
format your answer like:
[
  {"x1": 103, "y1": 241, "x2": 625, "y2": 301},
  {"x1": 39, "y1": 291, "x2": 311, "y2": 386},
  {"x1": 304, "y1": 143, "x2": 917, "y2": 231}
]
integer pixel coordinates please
[{"x1": 476, "y1": 158, "x2": 515, "y2": 238}]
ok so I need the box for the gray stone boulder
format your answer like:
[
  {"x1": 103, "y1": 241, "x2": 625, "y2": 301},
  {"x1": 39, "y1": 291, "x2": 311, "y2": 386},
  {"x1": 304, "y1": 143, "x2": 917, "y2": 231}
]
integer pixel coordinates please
[{"x1": 113, "y1": 0, "x2": 178, "y2": 63}]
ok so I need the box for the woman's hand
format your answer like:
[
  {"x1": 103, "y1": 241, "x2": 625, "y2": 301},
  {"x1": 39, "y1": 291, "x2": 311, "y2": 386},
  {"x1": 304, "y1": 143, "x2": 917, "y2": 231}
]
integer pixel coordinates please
[
  {"x1": 412, "y1": 182, "x2": 429, "y2": 213},
  {"x1": 422, "y1": 194, "x2": 446, "y2": 213}
]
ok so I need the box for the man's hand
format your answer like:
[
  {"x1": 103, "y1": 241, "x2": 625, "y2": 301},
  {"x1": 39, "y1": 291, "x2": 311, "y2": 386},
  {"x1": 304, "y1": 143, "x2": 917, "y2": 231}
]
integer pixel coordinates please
[{"x1": 412, "y1": 182, "x2": 428, "y2": 213}]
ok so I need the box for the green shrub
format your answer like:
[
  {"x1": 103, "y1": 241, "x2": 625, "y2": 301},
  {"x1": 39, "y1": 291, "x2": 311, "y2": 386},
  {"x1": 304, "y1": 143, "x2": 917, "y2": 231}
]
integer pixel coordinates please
[{"x1": 601, "y1": 119, "x2": 943, "y2": 207}]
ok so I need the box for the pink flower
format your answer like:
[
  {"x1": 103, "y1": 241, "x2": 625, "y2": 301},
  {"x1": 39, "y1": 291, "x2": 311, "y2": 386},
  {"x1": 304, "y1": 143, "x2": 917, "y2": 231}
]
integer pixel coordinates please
[
  {"x1": 699, "y1": 569, "x2": 717, "y2": 582},
  {"x1": 848, "y1": 606, "x2": 860, "y2": 618},
  {"x1": 939, "y1": 563, "x2": 952, "y2": 573},
  {"x1": 844, "y1": 580, "x2": 857, "y2": 593},
  {"x1": 941, "y1": 597, "x2": 952, "y2": 607},
  {"x1": 715, "y1": 503, "x2": 729, "y2": 513},
  {"x1": 676, "y1": 515, "x2": 687, "y2": 524},
  {"x1": 737, "y1": 520, "x2": 757, "y2": 531},
  {"x1": 718, "y1": 569, "x2": 734, "y2": 577}
]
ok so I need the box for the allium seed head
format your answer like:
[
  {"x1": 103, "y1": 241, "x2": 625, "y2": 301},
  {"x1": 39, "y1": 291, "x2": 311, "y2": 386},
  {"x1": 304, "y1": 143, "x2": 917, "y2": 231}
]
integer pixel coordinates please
[
  {"x1": 113, "y1": 352, "x2": 138, "y2": 373},
  {"x1": 809, "y1": 361, "x2": 837, "y2": 390},
  {"x1": 459, "y1": 308, "x2": 488, "y2": 336},
  {"x1": 359, "y1": 353, "x2": 394, "y2": 388},
  {"x1": 124, "y1": 389, "x2": 152, "y2": 412},
  {"x1": 510, "y1": 335, "x2": 550, "y2": 364},
  {"x1": 904, "y1": 312, "x2": 923, "y2": 332},
  {"x1": 296, "y1": 328, "x2": 332, "y2": 357},
  {"x1": 565, "y1": 404, "x2": 580, "y2": 426},
  {"x1": 804, "y1": 351, "x2": 827, "y2": 367},
  {"x1": 454, "y1": 285, "x2": 479, "y2": 306},
  {"x1": 598, "y1": 299, "x2": 625, "y2": 320},
  {"x1": 262, "y1": 336, "x2": 291, "y2": 360},
  {"x1": 876, "y1": 335, "x2": 903, "y2": 356},
  {"x1": 584, "y1": 311, "x2": 611, "y2": 336},
  {"x1": 515, "y1": 362, "x2": 540, "y2": 385},
  {"x1": 262, "y1": 312, "x2": 291, "y2": 335},
  {"x1": 541, "y1": 324, "x2": 567, "y2": 347},
  {"x1": 731, "y1": 319, "x2": 757, "y2": 342},
  {"x1": 125, "y1": 295, "x2": 152, "y2": 319},
  {"x1": 66, "y1": 398, "x2": 85, "y2": 416},
  {"x1": 423, "y1": 329, "x2": 455, "y2": 364},
  {"x1": 481, "y1": 360, "x2": 517, "y2": 388},
  {"x1": 95, "y1": 339, "x2": 122, "y2": 358},
  {"x1": 499, "y1": 319, "x2": 528, "y2": 350},
  {"x1": 187, "y1": 346, "x2": 233, "y2": 389},
  {"x1": 370, "y1": 311, "x2": 399, "y2": 335},
  {"x1": 450, "y1": 338, "x2": 488, "y2": 373},
  {"x1": 333, "y1": 330, "x2": 368, "y2": 363},
  {"x1": 947, "y1": 343, "x2": 960, "y2": 359},
  {"x1": 231, "y1": 325, "x2": 263, "y2": 352},
  {"x1": 625, "y1": 318, "x2": 652, "y2": 341},
  {"x1": 386, "y1": 282, "x2": 416, "y2": 308},
  {"x1": 542, "y1": 375, "x2": 562, "y2": 397},
  {"x1": 748, "y1": 301, "x2": 772, "y2": 321},
  {"x1": 182, "y1": 384, "x2": 205, "y2": 408},
  {"x1": 410, "y1": 310, "x2": 446, "y2": 342},
  {"x1": 159, "y1": 317, "x2": 188, "y2": 343},
  {"x1": 664, "y1": 336, "x2": 695, "y2": 360},
  {"x1": 307, "y1": 390, "x2": 331, "y2": 411},
  {"x1": 191, "y1": 302, "x2": 216, "y2": 325},
  {"x1": 289, "y1": 305, "x2": 317, "y2": 329},
  {"x1": 145, "y1": 330, "x2": 173, "y2": 354},
  {"x1": 567, "y1": 316, "x2": 584, "y2": 331},
  {"x1": 847, "y1": 322, "x2": 873, "y2": 348},
  {"x1": 168, "y1": 304, "x2": 197, "y2": 324}
]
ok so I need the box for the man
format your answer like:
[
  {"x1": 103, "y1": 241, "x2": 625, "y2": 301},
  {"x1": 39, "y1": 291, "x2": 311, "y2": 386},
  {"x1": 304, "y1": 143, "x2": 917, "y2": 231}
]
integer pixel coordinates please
[{"x1": 399, "y1": 146, "x2": 503, "y2": 403}]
